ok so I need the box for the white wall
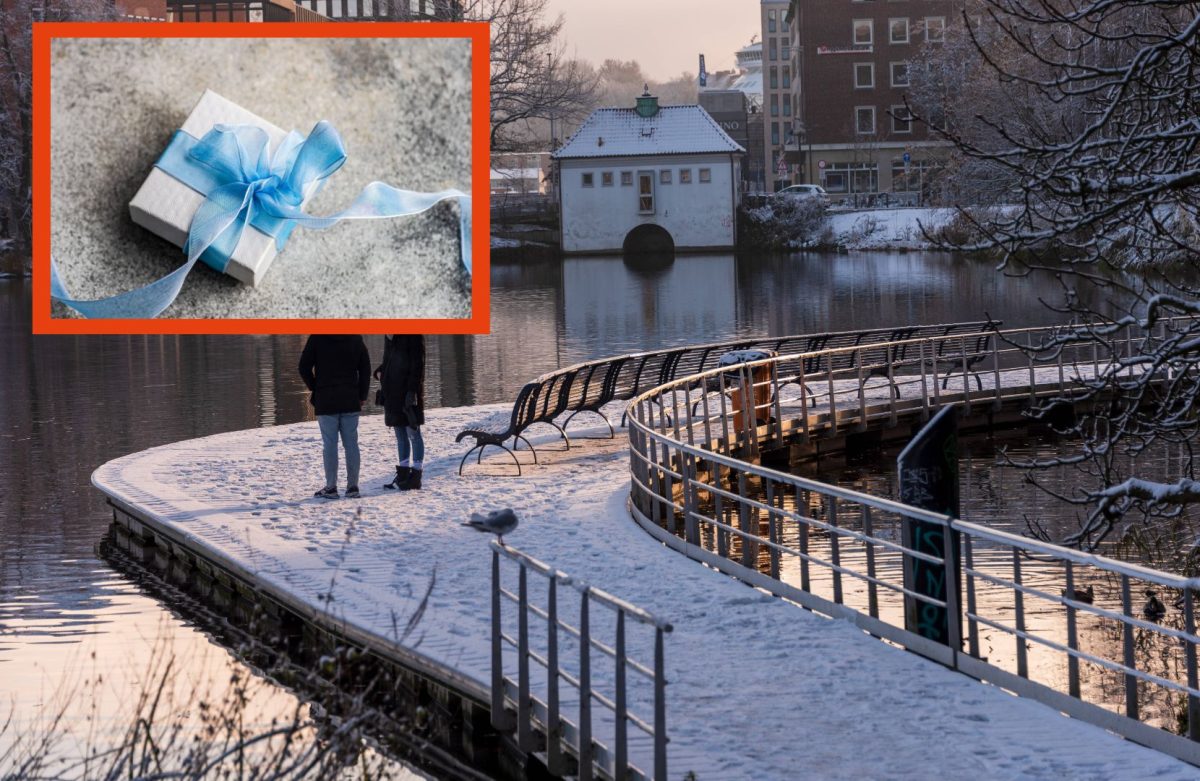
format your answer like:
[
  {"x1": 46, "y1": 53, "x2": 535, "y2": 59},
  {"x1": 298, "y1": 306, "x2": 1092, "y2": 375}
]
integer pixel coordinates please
[{"x1": 558, "y1": 154, "x2": 738, "y2": 253}]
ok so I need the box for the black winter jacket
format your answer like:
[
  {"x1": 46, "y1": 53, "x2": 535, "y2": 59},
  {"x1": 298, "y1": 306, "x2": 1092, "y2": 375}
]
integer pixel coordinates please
[
  {"x1": 298, "y1": 335, "x2": 372, "y2": 416},
  {"x1": 376, "y1": 335, "x2": 425, "y2": 428}
]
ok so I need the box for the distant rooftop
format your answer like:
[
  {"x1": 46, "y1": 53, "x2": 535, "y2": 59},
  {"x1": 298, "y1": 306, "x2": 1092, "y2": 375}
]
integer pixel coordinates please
[{"x1": 552, "y1": 96, "x2": 745, "y2": 160}]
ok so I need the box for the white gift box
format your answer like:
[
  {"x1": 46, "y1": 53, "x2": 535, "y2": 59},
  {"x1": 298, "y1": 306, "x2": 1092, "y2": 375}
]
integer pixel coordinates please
[{"x1": 129, "y1": 90, "x2": 320, "y2": 287}]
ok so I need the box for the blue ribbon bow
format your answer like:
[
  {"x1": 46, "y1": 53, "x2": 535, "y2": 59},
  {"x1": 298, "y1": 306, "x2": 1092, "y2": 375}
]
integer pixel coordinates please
[{"x1": 50, "y1": 121, "x2": 471, "y2": 319}]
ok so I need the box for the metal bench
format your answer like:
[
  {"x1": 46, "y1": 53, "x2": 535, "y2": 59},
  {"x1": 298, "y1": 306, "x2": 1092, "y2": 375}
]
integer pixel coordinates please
[{"x1": 455, "y1": 382, "x2": 543, "y2": 476}]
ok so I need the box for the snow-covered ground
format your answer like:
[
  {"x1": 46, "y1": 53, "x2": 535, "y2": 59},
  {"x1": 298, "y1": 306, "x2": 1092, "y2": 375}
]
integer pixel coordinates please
[
  {"x1": 827, "y1": 207, "x2": 960, "y2": 251},
  {"x1": 93, "y1": 401, "x2": 1200, "y2": 780}
]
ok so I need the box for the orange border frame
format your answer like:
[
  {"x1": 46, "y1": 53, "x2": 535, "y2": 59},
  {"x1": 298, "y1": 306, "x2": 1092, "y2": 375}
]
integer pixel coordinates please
[{"x1": 31, "y1": 21, "x2": 490, "y2": 335}]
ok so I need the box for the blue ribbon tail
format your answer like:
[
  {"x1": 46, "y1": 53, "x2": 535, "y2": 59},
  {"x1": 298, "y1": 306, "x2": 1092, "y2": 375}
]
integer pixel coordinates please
[
  {"x1": 266, "y1": 184, "x2": 472, "y2": 275},
  {"x1": 50, "y1": 253, "x2": 201, "y2": 319}
]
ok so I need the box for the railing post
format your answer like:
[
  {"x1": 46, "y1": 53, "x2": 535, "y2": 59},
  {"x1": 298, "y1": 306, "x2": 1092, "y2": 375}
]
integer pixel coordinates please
[
  {"x1": 766, "y1": 480, "x2": 781, "y2": 580},
  {"x1": 964, "y1": 534, "x2": 979, "y2": 659},
  {"x1": 682, "y1": 453, "x2": 700, "y2": 546},
  {"x1": 546, "y1": 576, "x2": 564, "y2": 773},
  {"x1": 1064, "y1": 561, "x2": 1081, "y2": 699},
  {"x1": 942, "y1": 519, "x2": 961, "y2": 666},
  {"x1": 491, "y1": 548, "x2": 513, "y2": 730},
  {"x1": 738, "y1": 470, "x2": 756, "y2": 569},
  {"x1": 578, "y1": 591, "x2": 593, "y2": 781},
  {"x1": 829, "y1": 499, "x2": 843, "y2": 605},
  {"x1": 655, "y1": 626, "x2": 668, "y2": 780},
  {"x1": 1185, "y1": 588, "x2": 1200, "y2": 742},
  {"x1": 959, "y1": 336, "x2": 972, "y2": 415},
  {"x1": 863, "y1": 505, "x2": 878, "y2": 618},
  {"x1": 918, "y1": 339, "x2": 930, "y2": 421},
  {"x1": 1121, "y1": 574, "x2": 1139, "y2": 721},
  {"x1": 797, "y1": 487, "x2": 811, "y2": 593},
  {"x1": 1013, "y1": 549, "x2": 1028, "y2": 679},
  {"x1": 615, "y1": 610, "x2": 628, "y2": 780},
  {"x1": 518, "y1": 564, "x2": 533, "y2": 751}
]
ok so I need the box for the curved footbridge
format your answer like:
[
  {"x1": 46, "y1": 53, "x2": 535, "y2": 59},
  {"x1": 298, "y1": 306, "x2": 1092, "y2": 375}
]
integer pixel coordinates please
[{"x1": 95, "y1": 322, "x2": 1200, "y2": 780}]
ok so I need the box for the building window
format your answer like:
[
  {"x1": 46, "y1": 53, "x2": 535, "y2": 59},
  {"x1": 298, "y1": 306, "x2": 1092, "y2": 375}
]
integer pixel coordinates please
[
  {"x1": 891, "y1": 159, "x2": 942, "y2": 194},
  {"x1": 582, "y1": 172, "x2": 594, "y2": 187},
  {"x1": 601, "y1": 171, "x2": 614, "y2": 186},
  {"x1": 782, "y1": 99, "x2": 791, "y2": 117},
  {"x1": 770, "y1": 66, "x2": 779, "y2": 90},
  {"x1": 771, "y1": 122, "x2": 780, "y2": 145},
  {"x1": 925, "y1": 16, "x2": 945, "y2": 42},
  {"x1": 660, "y1": 169, "x2": 672, "y2": 184},
  {"x1": 699, "y1": 168, "x2": 712, "y2": 183},
  {"x1": 769, "y1": 38, "x2": 777, "y2": 60},
  {"x1": 889, "y1": 18, "x2": 909, "y2": 44},
  {"x1": 890, "y1": 61, "x2": 909, "y2": 87},
  {"x1": 822, "y1": 161, "x2": 879, "y2": 194},
  {"x1": 680, "y1": 168, "x2": 693, "y2": 184},
  {"x1": 770, "y1": 95, "x2": 779, "y2": 117},
  {"x1": 852, "y1": 19, "x2": 873, "y2": 46},
  {"x1": 638, "y1": 171, "x2": 654, "y2": 214},
  {"x1": 782, "y1": 65, "x2": 791, "y2": 88},
  {"x1": 891, "y1": 105, "x2": 913, "y2": 133},
  {"x1": 782, "y1": 41, "x2": 791, "y2": 60},
  {"x1": 855, "y1": 105, "x2": 876, "y2": 134},
  {"x1": 621, "y1": 171, "x2": 633, "y2": 186},
  {"x1": 767, "y1": 8, "x2": 776, "y2": 33},
  {"x1": 854, "y1": 62, "x2": 875, "y2": 89}
]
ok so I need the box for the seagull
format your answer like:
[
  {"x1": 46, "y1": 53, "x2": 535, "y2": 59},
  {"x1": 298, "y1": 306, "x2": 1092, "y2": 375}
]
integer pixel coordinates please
[{"x1": 463, "y1": 508, "x2": 519, "y2": 544}]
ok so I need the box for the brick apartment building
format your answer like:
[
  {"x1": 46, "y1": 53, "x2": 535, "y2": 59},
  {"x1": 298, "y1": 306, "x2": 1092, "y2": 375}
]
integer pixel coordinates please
[
  {"x1": 784, "y1": 0, "x2": 956, "y2": 203},
  {"x1": 760, "y1": 0, "x2": 793, "y2": 192}
]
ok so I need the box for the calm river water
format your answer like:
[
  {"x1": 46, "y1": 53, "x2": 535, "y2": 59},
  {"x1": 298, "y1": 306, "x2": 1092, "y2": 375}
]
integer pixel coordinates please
[{"x1": 0, "y1": 249, "x2": 1121, "y2": 773}]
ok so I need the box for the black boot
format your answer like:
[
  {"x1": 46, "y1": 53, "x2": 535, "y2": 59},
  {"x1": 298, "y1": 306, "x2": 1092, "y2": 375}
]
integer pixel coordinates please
[
  {"x1": 383, "y1": 465, "x2": 410, "y2": 490},
  {"x1": 400, "y1": 468, "x2": 422, "y2": 491}
]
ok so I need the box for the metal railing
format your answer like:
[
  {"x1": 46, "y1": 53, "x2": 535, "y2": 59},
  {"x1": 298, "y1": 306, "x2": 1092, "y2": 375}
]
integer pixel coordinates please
[
  {"x1": 626, "y1": 319, "x2": 1200, "y2": 765},
  {"x1": 491, "y1": 542, "x2": 672, "y2": 780}
]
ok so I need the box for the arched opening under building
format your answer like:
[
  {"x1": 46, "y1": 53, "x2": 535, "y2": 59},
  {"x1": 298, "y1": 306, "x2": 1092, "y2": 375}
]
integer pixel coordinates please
[{"x1": 622, "y1": 223, "x2": 675, "y2": 255}]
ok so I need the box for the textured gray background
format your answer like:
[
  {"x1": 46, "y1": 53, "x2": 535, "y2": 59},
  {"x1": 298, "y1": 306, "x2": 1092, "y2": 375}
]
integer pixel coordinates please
[{"x1": 50, "y1": 37, "x2": 472, "y2": 320}]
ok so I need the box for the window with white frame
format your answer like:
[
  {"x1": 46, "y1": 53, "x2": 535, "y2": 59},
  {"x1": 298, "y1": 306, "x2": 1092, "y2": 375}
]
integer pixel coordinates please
[
  {"x1": 925, "y1": 16, "x2": 945, "y2": 42},
  {"x1": 680, "y1": 168, "x2": 692, "y2": 184},
  {"x1": 582, "y1": 172, "x2": 594, "y2": 187},
  {"x1": 852, "y1": 19, "x2": 873, "y2": 46},
  {"x1": 621, "y1": 171, "x2": 633, "y2": 186},
  {"x1": 601, "y1": 171, "x2": 614, "y2": 186},
  {"x1": 854, "y1": 62, "x2": 875, "y2": 88},
  {"x1": 891, "y1": 105, "x2": 912, "y2": 133},
  {"x1": 889, "y1": 17, "x2": 909, "y2": 43},
  {"x1": 890, "y1": 61, "x2": 909, "y2": 87},
  {"x1": 699, "y1": 168, "x2": 712, "y2": 183},
  {"x1": 855, "y1": 105, "x2": 876, "y2": 134},
  {"x1": 660, "y1": 169, "x2": 672, "y2": 184},
  {"x1": 637, "y1": 171, "x2": 654, "y2": 214}
]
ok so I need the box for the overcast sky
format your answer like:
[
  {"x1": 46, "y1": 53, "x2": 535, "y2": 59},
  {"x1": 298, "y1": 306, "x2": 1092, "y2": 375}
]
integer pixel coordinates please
[{"x1": 545, "y1": 0, "x2": 761, "y2": 80}]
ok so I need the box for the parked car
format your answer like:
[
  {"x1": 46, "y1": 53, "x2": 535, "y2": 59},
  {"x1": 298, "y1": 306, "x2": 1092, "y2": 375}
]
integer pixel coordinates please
[{"x1": 774, "y1": 184, "x2": 830, "y2": 206}]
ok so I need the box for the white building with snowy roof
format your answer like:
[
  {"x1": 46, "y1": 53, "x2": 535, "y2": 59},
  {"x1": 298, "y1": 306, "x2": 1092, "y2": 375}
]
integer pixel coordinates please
[{"x1": 552, "y1": 90, "x2": 746, "y2": 254}]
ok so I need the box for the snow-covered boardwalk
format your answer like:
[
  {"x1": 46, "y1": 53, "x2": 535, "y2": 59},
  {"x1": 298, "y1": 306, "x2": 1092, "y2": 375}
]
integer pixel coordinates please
[{"x1": 92, "y1": 397, "x2": 1200, "y2": 780}]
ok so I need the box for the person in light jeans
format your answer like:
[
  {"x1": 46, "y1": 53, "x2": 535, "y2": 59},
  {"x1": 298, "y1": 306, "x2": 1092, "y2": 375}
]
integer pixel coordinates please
[
  {"x1": 375, "y1": 335, "x2": 427, "y2": 491},
  {"x1": 299, "y1": 335, "x2": 372, "y2": 499}
]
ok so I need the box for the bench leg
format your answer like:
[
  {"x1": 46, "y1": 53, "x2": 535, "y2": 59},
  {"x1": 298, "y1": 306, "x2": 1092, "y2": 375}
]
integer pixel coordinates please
[
  {"x1": 549, "y1": 421, "x2": 571, "y2": 450},
  {"x1": 564, "y1": 409, "x2": 615, "y2": 439},
  {"x1": 514, "y1": 435, "x2": 539, "y2": 465},
  {"x1": 458, "y1": 444, "x2": 481, "y2": 476}
]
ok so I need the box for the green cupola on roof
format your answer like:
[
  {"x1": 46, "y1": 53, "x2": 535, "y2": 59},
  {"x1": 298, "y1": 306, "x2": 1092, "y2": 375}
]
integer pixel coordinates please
[{"x1": 635, "y1": 84, "x2": 660, "y2": 118}]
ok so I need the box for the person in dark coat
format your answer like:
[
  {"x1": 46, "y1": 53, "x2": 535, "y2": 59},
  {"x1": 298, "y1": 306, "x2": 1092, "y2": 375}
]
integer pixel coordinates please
[
  {"x1": 374, "y1": 335, "x2": 426, "y2": 490},
  {"x1": 299, "y1": 335, "x2": 372, "y2": 499}
]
